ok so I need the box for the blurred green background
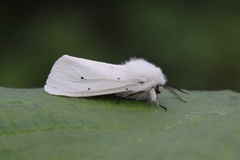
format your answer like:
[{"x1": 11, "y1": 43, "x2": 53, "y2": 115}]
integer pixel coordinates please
[{"x1": 1, "y1": 0, "x2": 240, "y2": 91}]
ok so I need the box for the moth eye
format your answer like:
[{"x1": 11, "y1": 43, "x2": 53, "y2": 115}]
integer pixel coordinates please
[{"x1": 157, "y1": 85, "x2": 163, "y2": 93}]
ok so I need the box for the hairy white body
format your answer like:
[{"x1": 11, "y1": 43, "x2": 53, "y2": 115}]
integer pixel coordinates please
[{"x1": 45, "y1": 55, "x2": 185, "y2": 110}]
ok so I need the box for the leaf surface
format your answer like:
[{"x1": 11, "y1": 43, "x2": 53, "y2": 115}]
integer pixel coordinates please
[{"x1": 0, "y1": 87, "x2": 239, "y2": 160}]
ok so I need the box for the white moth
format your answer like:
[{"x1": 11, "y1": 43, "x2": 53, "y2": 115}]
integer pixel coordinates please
[{"x1": 44, "y1": 55, "x2": 187, "y2": 110}]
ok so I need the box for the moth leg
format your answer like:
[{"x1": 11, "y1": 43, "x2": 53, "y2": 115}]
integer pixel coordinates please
[
  {"x1": 150, "y1": 88, "x2": 167, "y2": 111},
  {"x1": 156, "y1": 97, "x2": 167, "y2": 111},
  {"x1": 117, "y1": 90, "x2": 167, "y2": 111},
  {"x1": 117, "y1": 91, "x2": 145, "y2": 103},
  {"x1": 117, "y1": 97, "x2": 123, "y2": 104},
  {"x1": 149, "y1": 88, "x2": 167, "y2": 111}
]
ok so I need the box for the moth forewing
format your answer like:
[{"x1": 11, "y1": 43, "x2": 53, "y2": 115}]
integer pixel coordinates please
[{"x1": 45, "y1": 55, "x2": 186, "y2": 110}]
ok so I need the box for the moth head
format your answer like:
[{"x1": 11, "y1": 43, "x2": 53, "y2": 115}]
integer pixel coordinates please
[{"x1": 156, "y1": 84, "x2": 164, "y2": 94}]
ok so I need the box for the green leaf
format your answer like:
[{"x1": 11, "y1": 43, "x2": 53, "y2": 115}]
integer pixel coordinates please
[{"x1": 0, "y1": 87, "x2": 240, "y2": 160}]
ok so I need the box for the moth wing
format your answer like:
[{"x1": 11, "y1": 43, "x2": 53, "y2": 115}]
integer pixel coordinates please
[{"x1": 44, "y1": 55, "x2": 141, "y2": 97}]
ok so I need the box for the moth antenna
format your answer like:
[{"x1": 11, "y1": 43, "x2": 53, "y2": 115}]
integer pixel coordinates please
[
  {"x1": 164, "y1": 84, "x2": 188, "y2": 103},
  {"x1": 165, "y1": 83, "x2": 188, "y2": 94}
]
